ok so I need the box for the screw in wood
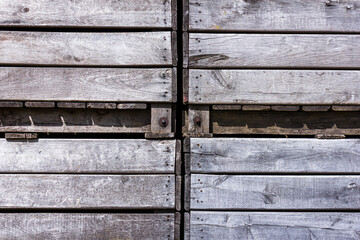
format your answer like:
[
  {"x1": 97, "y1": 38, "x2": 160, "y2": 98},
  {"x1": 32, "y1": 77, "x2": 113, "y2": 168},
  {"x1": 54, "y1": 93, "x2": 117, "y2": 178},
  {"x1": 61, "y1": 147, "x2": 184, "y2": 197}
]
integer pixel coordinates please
[{"x1": 158, "y1": 117, "x2": 169, "y2": 128}]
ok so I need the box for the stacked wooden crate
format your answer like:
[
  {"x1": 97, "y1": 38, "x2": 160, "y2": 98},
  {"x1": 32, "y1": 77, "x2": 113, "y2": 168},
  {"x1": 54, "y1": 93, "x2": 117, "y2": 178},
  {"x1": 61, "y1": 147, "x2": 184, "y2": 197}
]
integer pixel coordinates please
[
  {"x1": 183, "y1": 0, "x2": 360, "y2": 239},
  {"x1": 0, "y1": 0, "x2": 180, "y2": 239}
]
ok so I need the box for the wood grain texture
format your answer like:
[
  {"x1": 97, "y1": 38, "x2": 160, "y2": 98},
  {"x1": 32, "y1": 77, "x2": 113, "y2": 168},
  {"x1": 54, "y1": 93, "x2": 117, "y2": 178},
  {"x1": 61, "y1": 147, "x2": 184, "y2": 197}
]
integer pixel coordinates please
[
  {"x1": 188, "y1": 70, "x2": 360, "y2": 105},
  {"x1": 0, "y1": 174, "x2": 175, "y2": 209},
  {"x1": 189, "y1": 0, "x2": 360, "y2": 32},
  {"x1": 0, "y1": 108, "x2": 151, "y2": 133},
  {"x1": 189, "y1": 34, "x2": 360, "y2": 68},
  {"x1": 211, "y1": 111, "x2": 360, "y2": 135},
  {"x1": 0, "y1": 213, "x2": 175, "y2": 240},
  {"x1": 191, "y1": 174, "x2": 360, "y2": 210},
  {"x1": 0, "y1": 0, "x2": 172, "y2": 28},
  {"x1": 190, "y1": 138, "x2": 360, "y2": 173},
  {"x1": 0, "y1": 31, "x2": 172, "y2": 66},
  {"x1": 0, "y1": 139, "x2": 176, "y2": 173},
  {"x1": 190, "y1": 211, "x2": 360, "y2": 240}
]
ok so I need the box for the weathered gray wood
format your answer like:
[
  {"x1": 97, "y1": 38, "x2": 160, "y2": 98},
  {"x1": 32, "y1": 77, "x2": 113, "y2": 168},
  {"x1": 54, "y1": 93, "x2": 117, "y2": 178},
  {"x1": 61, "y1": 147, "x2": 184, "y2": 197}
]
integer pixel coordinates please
[
  {"x1": 0, "y1": 174, "x2": 175, "y2": 209},
  {"x1": 190, "y1": 211, "x2": 360, "y2": 240},
  {"x1": 271, "y1": 106, "x2": 300, "y2": 112},
  {"x1": 25, "y1": 101, "x2": 55, "y2": 108},
  {"x1": 212, "y1": 105, "x2": 242, "y2": 111},
  {"x1": 188, "y1": 70, "x2": 360, "y2": 104},
  {"x1": 117, "y1": 103, "x2": 147, "y2": 110},
  {"x1": 0, "y1": 0, "x2": 172, "y2": 28},
  {"x1": 183, "y1": 32, "x2": 189, "y2": 68},
  {"x1": 189, "y1": 0, "x2": 360, "y2": 32},
  {"x1": 151, "y1": 104, "x2": 172, "y2": 134},
  {"x1": 5, "y1": 133, "x2": 38, "y2": 140},
  {"x1": 333, "y1": 105, "x2": 360, "y2": 111},
  {"x1": 176, "y1": 176, "x2": 182, "y2": 212},
  {"x1": 184, "y1": 212, "x2": 190, "y2": 240},
  {"x1": 87, "y1": 103, "x2": 116, "y2": 109},
  {"x1": 190, "y1": 138, "x2": 360, "y2": 173},
  {"x1": 191, "y1": 174, "x2": 360, "y2": 209},
  {"x1": 242, "y1": 105, "x2": 270, "y2": 111},
  {"x1": 0, "y1": 68, "x2": 173, "y2": 102},
  {"x1": 0, "y1": 32, "x2": 172, "y2": 66},
  {"x1": 188, "y1": 105, "x2": 210, "y2": 135},
  {"x1": 189, "y1": 34, "x2": 360, "y2": 68},
  {"x1": 0, "y1": 139, "x2": 176, "y2": 173},
  {"x1": 0, "y1": 213, "x2": 175, "y2": 240},
  {"x1": 174, "y1": 212, "x2": 181, "y2": 240},
  {"x1": 211, "y1": 111, "x2": 360, "y2": 135},
  {"x1": 303, "y1": 106, "x2": 331, "y2": 112},
  {"x1": 0, "y1": 108, "x2": 150, "y2": 133},
  {"x1": 57, "y1": 102, "x2": 86, "y2": 109},
  {"x1": 0, "y1": 101, "x2": 23, "y2": 108},
  {"x1": 175, "y1": 140, "x2": 182, "y2": 175}
]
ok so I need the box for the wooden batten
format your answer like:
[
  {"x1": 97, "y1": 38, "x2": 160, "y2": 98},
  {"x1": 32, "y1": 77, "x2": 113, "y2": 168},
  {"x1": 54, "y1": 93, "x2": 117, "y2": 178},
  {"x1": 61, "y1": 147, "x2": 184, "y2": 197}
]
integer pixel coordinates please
[
  {"x1": 172, "y1": 31, "x2": 178, "y2": 67},
  {"x1": 183, "y1": 32, "x2": 189, "y2": 68}
]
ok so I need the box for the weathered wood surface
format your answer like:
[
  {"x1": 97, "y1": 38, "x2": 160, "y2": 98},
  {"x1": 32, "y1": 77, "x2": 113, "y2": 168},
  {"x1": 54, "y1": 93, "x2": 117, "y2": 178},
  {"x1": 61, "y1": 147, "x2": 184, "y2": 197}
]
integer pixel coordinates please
[
  {"x1": 191, "y1": 174, "x2": 360, "y2": 209},
  {"x1": 190, "y1": 138, "x2": 360, "y2": 173},
  {"x1": 188, "y1": 70, "x2": 360, "y2": 105},
  {"x1": 0, "y1": 0, "x2": 172, "y2": 28},
  {"x1": 0, "y1": 67, "x2": 173, "y2": 102},
  {"x1": 190, "y1": 211, "x2": 360, "y2": 240},
  {"x1": 211, "y1": 111, "x2": 360, "y2": 135},
  {"x1": 188, "y1": 34, "x2": 360, "y2": 68},
  {"x1": 0, "y1": 108, "x2": 151, "y2": 133},
  {"x1": 0, "y1": 174, "x2": 175, "y2": 209},
  {"x1": 189, "y1": 0, "x2": 360, "y2": 32},
  {"x1": 0, "y1": 139, "x2": 176, "y2": 173},
  {"x1": 0, "y1": 32, "x2": 172, "y2": 66},
  {"x1": 0, "y1": 213, "x2": 175, "y2": 240}
]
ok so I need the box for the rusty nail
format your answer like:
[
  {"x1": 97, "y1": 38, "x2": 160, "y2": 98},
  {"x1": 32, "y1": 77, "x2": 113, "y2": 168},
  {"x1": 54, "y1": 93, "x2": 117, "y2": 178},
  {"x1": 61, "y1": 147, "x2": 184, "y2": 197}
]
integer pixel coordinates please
[
  {"x1": 159, "y1": 117, "x2": 169, "y2": 127},
  {"x1": 194, "y1": 116, "x2": 202, "y2": 127}
]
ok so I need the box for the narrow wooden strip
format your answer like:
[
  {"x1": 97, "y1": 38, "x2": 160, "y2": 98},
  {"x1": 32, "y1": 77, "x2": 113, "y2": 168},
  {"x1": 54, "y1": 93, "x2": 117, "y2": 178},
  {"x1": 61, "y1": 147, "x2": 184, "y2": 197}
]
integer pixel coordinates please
[
  {"x1": 171, "y1": 0, "x2": 178, "y2": 30},
  {"x1": 188, "y1": 105, "x2": 210, "y2": 135},
  {"x1": 212, "y1": 105, "x2": 242, "y2": 111},
  {"x1": 174, "y1": 212, "x2": 181, "y2": 240},
  {"x1": 175, "y1": 140, "x2": 182, "y2": 175},
  {"x1": 0, "y1": 174, "x2": 175, "y2": 209},
  {"x1": 242, "y1": 105, "x2": 270, "y2": 111},
  {"x1": 0, "y1": 101, "x2": 23, "y2": 108},
  {"x1": 175, "y1": 176, "x2": 182, "y2": 212},
  {"x1": 172, "y1": 67, "x2": 177, "y2": 103},
  {"x1": 303, "y1": 106, "x2": 331, "y2": 112},
  {"x1": 183, "y1": 32, "x2": 189, "y2": 68},
  {"x1": 333, "y1": 105, "x2": 360, "y2": 111},
  {"x1": 57, "y1": 102, "x2": 86, "y2": 109},
  {"x1": 5, "y1": 133, "x2": 38, "y2": 140},
  {"x1": 0, "y1": 67, "x2": 173, "y2": 102},
  {"x1": 87, "y1": 103, "x2": 116, "y2": 109},
  {"x1": 190, "y1": 211, "x2": 360, "y2": 240},
  {"x1": 0, "y1": 139, "x2": 175, "y2": 173},
  {"x1": 172, "y1": 31, "x2": 178, "y2": 67},
  {"x1": 183, "y1": 0, "x2": 189, "y2": 31},
  {"x1": 0, "y1": 213, "x2": 175, "y2": 239},
  {"x1": 145, "y1": 133, "x2": 175, "y2": 139},
  {"x1": 117, "y1": 104, "x2": 147, "y2": 110},
  {"x1": 25, "y1": 101, "x2": 55, "y2": 108},
  {"x1": 191, "y1": 175, "x2": 360, "y2": 210},
  {"x1": 189, "y1": 34, "x2": 360, "y2": 68},
  {"x1": 184, "y1": 212, "x2": 190, "y2": 240},
  {"x1": 189, "y1": 0, "x2": 360, "y2": 32},
  {"x1": 0, "y1": 32, "x2": 172, "y2": 66},
  {"x1": 184, "y1": 174, "x2": 191, "y2": 212},
  {"x1": 315, "y1": 134, "x2": 346, "y2": 139},
  {"x1": 183, "y1": 69, "x2": 189, "y2": 104},
  {"x1": 0, "y1": 0, "x2": 172, "y2": 28},
  {"x1": 190, "y1": 138, "x2": 360, "y2": 173},
  {"x1": 151, "y1": 104, "x2": 172, "y2": 134},
  {"x1": 271, "y1": 106, "x2": 300, "y2": 111},
  {"x1": 188, "y1": 70, "x2": 360, "y2": 105}
]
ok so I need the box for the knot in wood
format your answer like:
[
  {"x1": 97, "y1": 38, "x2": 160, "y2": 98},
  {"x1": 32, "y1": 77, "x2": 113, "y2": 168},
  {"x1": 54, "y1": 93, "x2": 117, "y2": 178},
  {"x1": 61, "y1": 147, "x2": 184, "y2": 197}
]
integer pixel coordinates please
[{"x1": 158, "y1": 117, "x2": 169, "y2": 128}]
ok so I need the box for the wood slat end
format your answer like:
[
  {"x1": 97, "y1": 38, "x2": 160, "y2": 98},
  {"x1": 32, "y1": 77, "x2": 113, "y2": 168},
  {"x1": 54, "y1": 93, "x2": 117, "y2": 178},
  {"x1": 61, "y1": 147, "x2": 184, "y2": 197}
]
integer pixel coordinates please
[
  {"x1": 25, "y1": 102, "x2": 55, "y2": 108},
  {"x1": 0, "y1": 101, "x2": 23, "y2": 108}
]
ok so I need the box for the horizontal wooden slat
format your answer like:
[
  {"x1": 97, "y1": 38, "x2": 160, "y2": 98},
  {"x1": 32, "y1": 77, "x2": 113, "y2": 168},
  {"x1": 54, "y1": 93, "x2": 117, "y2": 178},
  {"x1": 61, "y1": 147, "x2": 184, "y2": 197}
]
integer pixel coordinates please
[
  {"x1": 190, "y1": 211, "x2": 360, "y2": 240},
  {"x1": 211, "y1": 111, "x2": 360, "y2": 135},
  {"x1": 0, "y1": 0, "x2": 172, "y2": 28},
  {"x1": 191, "y1": 174, "x2": 360, "y2": 210},
  {"x1": 0, "y1": 139, "x2": 175, "y2": 173},
  {"x1": 0, "y1": 108, "x2": 150, "y2": 133},
  {"x1": 188, "y1": 70, "x2": 360, "y2": 105},
  {"x1": 190, "y1": 138, "x2": 360, "y2": 173},
  {"x1": 0, "y1": 174, "x2": 175, "y2": 209},
  {"x1": 188, "y1": 34, "x2": 360, "y2": 68},
  {"x1": 0, "y1": 213, "x2": 175, "y2": 239},
  {"x1": 0, "y1": 67, "x2": 171, "y2": 102},
  {"x1": 189, "y1": 0, "x2": 360, "y2": 32},
  {"x1": 0, "y1": 31, "x2": 172, "y2": 66}
]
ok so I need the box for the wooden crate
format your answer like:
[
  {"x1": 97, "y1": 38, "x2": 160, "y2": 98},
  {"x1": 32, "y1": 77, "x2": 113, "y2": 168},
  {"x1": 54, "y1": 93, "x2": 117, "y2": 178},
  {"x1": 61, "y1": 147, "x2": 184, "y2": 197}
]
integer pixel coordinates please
[
  {"x1": 183, "y1": 0, "x2": 360, "y2": 136},
  {"x1": 184, "y1": 137, "x2": 360, "y2": 239},
  {"x1": 0, "y1": 138, "x2": 181, "y2": 239}
]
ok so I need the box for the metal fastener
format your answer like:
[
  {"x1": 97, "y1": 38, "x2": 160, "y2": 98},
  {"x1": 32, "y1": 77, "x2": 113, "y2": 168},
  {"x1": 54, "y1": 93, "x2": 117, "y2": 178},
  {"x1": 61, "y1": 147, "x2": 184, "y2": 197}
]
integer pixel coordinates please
[{"x1": 158, "y1": 117, "x2": 169, "y2": 128}]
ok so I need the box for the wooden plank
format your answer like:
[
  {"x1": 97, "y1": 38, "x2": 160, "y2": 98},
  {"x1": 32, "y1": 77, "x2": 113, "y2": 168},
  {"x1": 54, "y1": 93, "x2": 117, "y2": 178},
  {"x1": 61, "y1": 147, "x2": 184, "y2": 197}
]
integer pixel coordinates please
[
  {"x1": 0, "y1": 0, "x2": 172, "y2": 28},
  {"x1": 303, "y1": 106, "x2": 331, "y2": 112},
  {"x1": 271, "y1": 106, "x2": 300, "y2": 112},
  {"x1": 25, "y1": 101, "x2": 55, "y2": 108},
  {"x1": 0, "y1": 108, "x2": 150, "y2": 133},
  {"x1": 0, "y1": 213, "x2": 175, "y2": 239},
  {"x1": 190, "y1": 138, "x2": 360, "y2": 173},
  {"x1": 333, "y1": 105, "x2": 360, "y2": 111},
  {"x1": 212, "y1": 105, "x2": 241, "y2": 111},
  {"x1": 0, "y1": 174, "x2": 175, "y2": 209},
  {"x1": 191, "y1": 174, "x2": 360, "y2": 210},
  {"x1": 188, "y1": 70, "x2": 360, "y2": 105},
  {"x1": 0, "y1": 139, "x2": 176, "y2": 173},
  {"x1": 0, "y1": 32, "x2": 172, "y2": 66},
  {"x1": 117, "y1": 103, "x2": 147, "y2": 110},
  {"x1": 0, "y1": 68, "x2": 173, "y2": 102},
  {"x1": 190, "y1": 211, "x2": 360, "y2": 240},
  {"x1": 87, "y1": 103, "x2": 116, "y2": 109},
  {"x1": 188, "y1": 105, "x2": 210, "y2": 135},
  {"x1": 57, "y1": 102, "x2": 86, "y2": 109},
  {"x1": 188, "y1": 34, "x2": 360, "y2": 68},
  {"x1": 189, "y1": 0, "x2": 360, "y2": 32},
  {"x1": 151, "y1": 104, "x2": 172, "y2": 134},
  {"x1": 211, "y1": 111, "x2": 360, "y2": 135},
  {"x1": 0, "y1": 101, "x2": 23, "y2": 108},
  {"x1": 242, "y1": 105, "x2": 270, "y2": 111}
]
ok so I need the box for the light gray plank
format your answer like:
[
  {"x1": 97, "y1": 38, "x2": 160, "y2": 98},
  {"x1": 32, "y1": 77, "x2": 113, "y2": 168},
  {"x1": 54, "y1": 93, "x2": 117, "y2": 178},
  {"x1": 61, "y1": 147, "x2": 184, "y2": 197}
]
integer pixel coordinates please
[
  {"x1": 0, "y1": 174, "x2": 175, "y2": 209},
  {"x1": 190, "y1": 138, "x2": 360, "y2": 173},
  {"x1": 0, "y1": 0, "x2": 172, "y2": 28},
  {"x1": 0, "y1": 213, "x2": 175, "y2": 240},
  {"x1": 190, "y1": 211, "x2": 360, "y2": 240},
  {"x1": 0, "y1": 31, "x2": 172, "y2": 66},
  {"x1": 0, "y1": 139, "x2": 176, "y2": 173},
  {"x1": 189, "y1": 70, "x2": 360, "y2": 104},
  {"x1": 191, "y1": 175, "x2": 360, "y2": 209},
  {"x1": 189, "y1": 0, "x2": 360, "y2": 32},
  {"x1": 189, "y1": 34, "x2": 360, "y2": 68}
]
